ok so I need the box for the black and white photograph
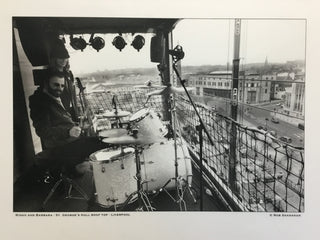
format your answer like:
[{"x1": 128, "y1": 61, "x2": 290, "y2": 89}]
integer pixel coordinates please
[
  {"x1": 2, "y1": 0, "x2": 320, "y2": 239},
  {"x1": 13, "y1": 17, "x2": 306, "y2": 213}
]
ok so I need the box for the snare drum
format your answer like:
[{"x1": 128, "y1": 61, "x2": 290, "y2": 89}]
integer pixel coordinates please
[
  {"x1": 140, "y1": 140, "x2": 192, "y2": 192},
  {"x1": 129, "y1": 108, "x2": 167, "y2": 140},
  {"x1": 89, "y1": 148, "x2": 137, "y2": 208}
]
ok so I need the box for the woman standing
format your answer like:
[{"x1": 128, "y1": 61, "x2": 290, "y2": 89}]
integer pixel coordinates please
[{"x1": 49, "y1": 40, "x2": 79, "y2": 121}]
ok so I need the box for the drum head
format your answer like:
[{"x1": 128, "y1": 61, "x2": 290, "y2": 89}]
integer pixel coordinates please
[
  {"x1": 90, "y1": 148, "x2": 134, "y2": 162},
  {"x1": 129, "y1": 108, "x2": 149, "y2": 122}
]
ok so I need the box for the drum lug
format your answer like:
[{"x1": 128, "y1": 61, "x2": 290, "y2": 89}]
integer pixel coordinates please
[
  {"x1": 143, "y1": 178, "x2": 155, "y2": 183},
  {"x1": 106, "y1": 197, "x2": 118, "y2": 203}
]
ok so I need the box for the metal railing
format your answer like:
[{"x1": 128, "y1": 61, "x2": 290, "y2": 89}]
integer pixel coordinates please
[{"x1": 83, "y1": 87, "x2": 304, "y2": 212}]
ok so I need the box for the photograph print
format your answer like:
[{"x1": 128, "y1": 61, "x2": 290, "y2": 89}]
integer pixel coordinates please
[{"x1": 13, "y1": 17, "x2": 305, "y2": 213}]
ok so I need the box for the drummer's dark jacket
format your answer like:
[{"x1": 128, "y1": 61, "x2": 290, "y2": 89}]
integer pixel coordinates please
[{"x1": 29, "y1": 88, "x2": 77, "y2": 149}]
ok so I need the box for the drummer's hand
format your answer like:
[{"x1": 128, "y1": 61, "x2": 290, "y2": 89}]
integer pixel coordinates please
[{"x1": 69, "y1": 126, "x2": 82, "y2": 138}]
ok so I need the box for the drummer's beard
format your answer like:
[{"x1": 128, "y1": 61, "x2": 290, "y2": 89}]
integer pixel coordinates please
[{"x1": 47, "y1": 86, "x2": 63, "y2": 98}]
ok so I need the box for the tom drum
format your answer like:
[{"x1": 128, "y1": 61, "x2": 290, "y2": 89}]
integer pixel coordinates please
[{"x1": 129, "y1": 108, "x2": 167, "y2": 141}]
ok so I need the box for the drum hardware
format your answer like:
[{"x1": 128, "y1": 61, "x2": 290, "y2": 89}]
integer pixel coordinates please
[
  {"x1": 154, "y1": 95, "x2": 196, "y2": 211},
  {"x1": 170, "y1": 53, "x2": 215, "y2": 211},
  {"x1": 112, "y1": 95, "x2": 118, "y2": 114},
  {"x1": 132, "y1": 141, "x2": 155, "y2": 211},
  {"x1": 119, "y1": 144, "x2": 155, "y2": 211}
]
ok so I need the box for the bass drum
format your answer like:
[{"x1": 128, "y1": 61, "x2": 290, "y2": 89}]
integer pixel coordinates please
[
  {"x1": 89, "y1": 140, "x2": 193, "y2": 208},
  {"x1": 89, "y1": 147, "x2": 137, "y2": 208},
  {"x1": 140, "y1": 140, "x2": 192, "y2": 192}
]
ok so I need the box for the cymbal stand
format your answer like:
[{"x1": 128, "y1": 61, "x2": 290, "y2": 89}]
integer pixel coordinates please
[
  {"x1": 120, "y1": 145, "x2": 154, "y2": 211},
  {"x1": 156, "y1": 95, "x2": 197, "y2": 211}
]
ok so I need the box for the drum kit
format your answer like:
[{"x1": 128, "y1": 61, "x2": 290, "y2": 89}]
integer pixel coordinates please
[{"x1": 89, "y1": 107, "x2": 195, "y2": 211}]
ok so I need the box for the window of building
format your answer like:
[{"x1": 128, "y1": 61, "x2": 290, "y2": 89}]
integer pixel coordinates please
[
  {"x1": 265, "y1": 81, "x2": 268, "y2": 87},
  {"x1": 213, "y1": 82, "x2": 216, "y2": 86},
  {"x1": 265, "y1": 89, "x2": 268, "y2": 93},
  {"x1": 251, "y1": 83, "x2": 254, "y2": 87}
]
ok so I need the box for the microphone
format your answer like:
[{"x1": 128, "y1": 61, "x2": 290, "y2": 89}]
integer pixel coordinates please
[{"x1": 168, "y1": 45, "x2": 185, "y2": 61}]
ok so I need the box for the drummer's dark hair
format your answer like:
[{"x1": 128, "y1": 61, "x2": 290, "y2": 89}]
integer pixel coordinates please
[
  {"x1": 43, "y1": 70, "x2": 66, "y2": 87},
  {"x1": 47, "y1": 70, "x2": 66, "y2": 80}
]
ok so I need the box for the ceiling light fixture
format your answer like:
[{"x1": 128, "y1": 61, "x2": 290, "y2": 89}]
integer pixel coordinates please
[
  {"x1": 89, "y1": 34, "x2": 105, "y2": 52},
  {"x1": 70, "y1": 35, "x2": 87, "y2": 51},
  {"x1": 112, "y1": 35, "x2": 127, "y2": 51},
  {"x1": 131, "y1": 35, "x2": 145, "y2": 52}
]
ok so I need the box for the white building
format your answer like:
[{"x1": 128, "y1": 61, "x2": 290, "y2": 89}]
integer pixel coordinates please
[
  {"x1": 188, "y1": 71, "x2": 232, "y2": 98},
  {"x1": 284, "y1": 81, "x2": 305, "y2": 118},
  {"x1": 238, "y1": 73, "x2": 273, "y2": 104},
  {"x1": 188, "y1": 71, "x2": 273, "y2": 104}
]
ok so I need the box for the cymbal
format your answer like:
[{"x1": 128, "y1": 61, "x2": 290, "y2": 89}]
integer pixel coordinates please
[
  {"x1": 98, "y1": 128, "x2": 128, "y2": 138},
  {"x1": 103, "y1": 110, "x2": 131, "y2": 118},
  {"x1": 102, "y1": 135, "x2": 158, "y2": 145},
  {"x1": 147, "y1": 86, "x2": 195, "y2": 96}
]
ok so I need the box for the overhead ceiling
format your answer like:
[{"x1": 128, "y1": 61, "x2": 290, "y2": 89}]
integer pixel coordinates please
[
  {"x1": 13, "y1": 17, "x2": 180, "y2": 66},
  {"x1": 14, "y1": 17, "x2": 181, "y2": 35}
]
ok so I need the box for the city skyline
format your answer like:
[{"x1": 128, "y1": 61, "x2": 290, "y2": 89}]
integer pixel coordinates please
[{"x1": 67, "y1": 19, "x2": 306, "y2": 75}]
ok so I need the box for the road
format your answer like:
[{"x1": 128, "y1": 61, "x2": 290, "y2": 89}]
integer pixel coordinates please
[{"x1": 238, "y1": 102, "x2": 304, "y2": 147}]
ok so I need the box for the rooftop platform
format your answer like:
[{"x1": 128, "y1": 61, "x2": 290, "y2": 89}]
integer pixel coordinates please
[{"x1": 14, "y1": 163, "x2": 227, "y2": 212}]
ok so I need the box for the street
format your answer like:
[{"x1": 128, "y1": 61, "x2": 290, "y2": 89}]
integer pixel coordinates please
[{"x1": 241, "y1": 102, "x2": 304, "y2": 147}]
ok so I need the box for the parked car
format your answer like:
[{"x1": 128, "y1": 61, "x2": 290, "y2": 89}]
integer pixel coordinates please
[
  {"x1": 264, "y1": 175, "x2": 275, "y2": 183},
  {"x1": 298, "y1": 123, "x2": 305, "y2": 130},
  {"x1": 268, "y1": 130, "x2": 277, "y2": 138},
  {"x1": 276, "y1": 171, "x2": 284, "y2": 179},
  {"x1": 279, "y1": 136, "x2": 292, "y2": 144},
  {"x1": 257, "y1": 125, "x2": 267, "y2": 131},
  {"x1": 271, "y1": 117, "x2": 279, "y2": 123}
]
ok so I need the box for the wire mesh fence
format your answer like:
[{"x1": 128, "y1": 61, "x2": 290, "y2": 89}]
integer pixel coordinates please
[{"x1": 83, "y1": 87, "x2": 304, "y2": 212}]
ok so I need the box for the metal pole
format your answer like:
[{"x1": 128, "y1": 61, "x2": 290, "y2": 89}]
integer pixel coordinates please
[
  {"x1": 162, "y1": 32, "x2": 172, "y2": 122},
  {"x1": 196, "y1": 124, "x2": 204, "y2": 211},
  {"x1": 229, "y1": 19, "x2": 241, "y2": 193}
]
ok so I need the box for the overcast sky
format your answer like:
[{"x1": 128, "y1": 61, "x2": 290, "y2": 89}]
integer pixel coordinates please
[{"x1": 67, "y1": 19, "x2": 306, "y2": 75}]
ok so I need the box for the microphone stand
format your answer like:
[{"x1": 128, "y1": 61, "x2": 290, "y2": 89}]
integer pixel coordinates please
[
  {"x1": 112, "y1": 95, "x2": 118, "y2": 114},
  {"x1": 171, "y1": 56, "x2": 215, "y2": 211}
]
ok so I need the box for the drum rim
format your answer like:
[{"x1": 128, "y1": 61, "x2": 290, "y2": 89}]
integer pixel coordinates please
[
  {"x1": 129, "y1": 108, "x2": 150, "y2": 122},
  {"x1": 89, "y1": 148, "x2": 135, "y2": 163},
  {"x1": 93, "y1": 194, "x2": 138, "y2": 209}
]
